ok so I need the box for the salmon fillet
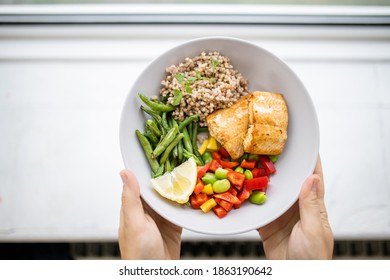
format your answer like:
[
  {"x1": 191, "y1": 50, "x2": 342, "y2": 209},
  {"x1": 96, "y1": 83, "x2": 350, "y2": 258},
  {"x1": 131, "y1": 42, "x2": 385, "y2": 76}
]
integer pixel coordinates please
[
  {"x1": 244, "y1": 91, "x2": 288, "y2": 155},
  {"x1": 206, "y1": 95, "x2": 250, "y2": 159},
  {"x1": 206, "y1": 91, "x2": 288, "y2": 159}
]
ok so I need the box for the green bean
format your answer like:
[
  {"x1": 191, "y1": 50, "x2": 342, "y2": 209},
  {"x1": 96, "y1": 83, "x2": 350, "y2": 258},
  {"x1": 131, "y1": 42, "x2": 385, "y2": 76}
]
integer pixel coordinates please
[
  {"x1": 146, "y1": 119, "x2": 162, "y2": 138},
  {"x1": 197, "y1": 126, "x2": 209, "y2": 133},
  {"x1": 178, "y1": 114, "x2": 199, "y2": 132},
  {"x1": 165, "y1": 159, "x2": 172, "y2": 173},
  {"x1": 191, "y1": 122, "x2": 204, "y2": 164},
  {"x1": 136, "y1": 130, "x2": 159, "y2": 173},
  {"x1": 182, "y1": 149, "x2": 202, "y2": 166},
  {"x1": 177, "y1": 139, "x2": 183, "y2": 162},
  {"x1": 152, "y1": 164, "x2": 164, "y2": 178},
  {"x1": 188, "y1": 122, "x2": 193, "y2": 142},
  {"x1": 144, "y1": 130, "x2": 158, "y2": 146},
  {"x1": 191, "y1": 122, "x2": 198, "y2": 148},
  {"x1": 182, "y1": 127, "x2": 193, "y2": 154},
  {"x1": 159, "y1": 133, "x2": 184, "y2": 165},
  {"x1": 152, "y1": 125, "x2": 178, "y2": 159},
  {"x1": 139, "y1": 93, "x2": 176, "y2": 112},
  {"x1": 170, "y1": 157, "x2": 178, "y2": 169},
  {"x1": 161, "y1": 112, "x2": 171, "y2": 132},
  {"x1": 140, "y1": 105, "x2": 162, "y2": 123}
]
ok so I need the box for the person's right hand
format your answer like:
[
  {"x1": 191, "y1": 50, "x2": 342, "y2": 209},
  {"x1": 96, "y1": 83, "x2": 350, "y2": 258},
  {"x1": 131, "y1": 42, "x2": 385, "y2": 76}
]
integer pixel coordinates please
[{"x1": 258, "y1": 156, "x2": 334, "y2": 259}]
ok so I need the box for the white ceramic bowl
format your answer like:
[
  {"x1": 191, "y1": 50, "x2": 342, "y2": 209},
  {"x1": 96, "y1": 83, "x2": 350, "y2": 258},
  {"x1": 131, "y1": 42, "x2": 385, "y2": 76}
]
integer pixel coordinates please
[{"x1": 120, "y1": 37, "x2": 319, "y2": 235}]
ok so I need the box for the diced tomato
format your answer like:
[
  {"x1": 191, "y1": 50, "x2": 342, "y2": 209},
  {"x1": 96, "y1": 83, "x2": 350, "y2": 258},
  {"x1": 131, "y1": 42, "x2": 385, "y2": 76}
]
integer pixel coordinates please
[
  {"x1": 240, "y1": 159, "x2": 257, "y2": 169},
  {"x1": 212, "y1": 206, "x2": 227, "y2": 218},
  {"x1": 214, "y1": 192, "x2": 241, "y2": 205},
  {"x1": 227, "y1": 186, "x2": 238, "y2": 196},
  {"x1": 209, "y1": 159, "x2": 223, "y2": 172},
  {"x1": 193, "y1": 179, "x2": 205, "y2": 195},
  {"x1": 218, "y1": 147, "x2": 230, "y2": 159},
  {"x1": 211, "y1": 152, "x2": 222, "y2": 160},
  {"x1": 215, "y1": 197, "x2": 233, "y2": 212},
  {"x1": 197, "y1": 163, "x2": 210, "y2": 179},
  {"x1": 224, "y1": 168, "x2": 234, "y2": 172},
  {"x1": 251, "y1": 167, "x2": 267, "y2": 178},
  {"x1": 218, "y1": 160, "x2": 239, "y2": 169},
  {"x1": 243, "y1": 176, "x2": 269, "y2": 192},
  {"x1": 259, "y1": 155, "x2": 276, "y2": 175},
  {"x1": 190, "y1": 193, "x2": 209, "y2": 209},
  {"x1": 227, "y1": 171, "x2": 246, "y2": 190}
]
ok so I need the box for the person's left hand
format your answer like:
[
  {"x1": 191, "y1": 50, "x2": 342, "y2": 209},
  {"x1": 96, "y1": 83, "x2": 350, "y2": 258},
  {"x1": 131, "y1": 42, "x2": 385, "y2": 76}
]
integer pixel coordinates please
[{"x1": 119, "y1": 170, "x2": 182, "y2": 259}]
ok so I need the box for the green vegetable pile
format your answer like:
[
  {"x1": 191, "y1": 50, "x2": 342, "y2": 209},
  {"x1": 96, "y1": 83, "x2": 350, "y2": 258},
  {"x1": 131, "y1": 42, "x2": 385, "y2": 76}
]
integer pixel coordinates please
[{"x1": 136, "y1": 93, "x2": 205, "y2": 178}]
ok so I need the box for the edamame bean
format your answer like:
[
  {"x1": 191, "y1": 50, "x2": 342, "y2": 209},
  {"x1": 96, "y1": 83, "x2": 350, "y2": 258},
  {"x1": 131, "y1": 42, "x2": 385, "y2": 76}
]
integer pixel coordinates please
[
  {"x1": 202, "y1": 151, "x2": 213, "y2": 164},
  {"x1": 244, "y1": 169, "x2": 253, "y2": 180},
  {"x1": 269, "y1": 155, "x2": 278, "y2": 163},
  {"x1": 202, "y1": 172, "x2": 218, "y2": 185},
  {"x1": 249, "y1": 191, "x2": 267, "y2": 205},
  {"x1": 215, "y1": 168, "x2": 228, "y2": 179},
  {"x1": 212, "y1": 179, "x2": 231, "y2": 193},
  {"x1": 235, "y1": 166, "x2": 244, "y2": 173}
]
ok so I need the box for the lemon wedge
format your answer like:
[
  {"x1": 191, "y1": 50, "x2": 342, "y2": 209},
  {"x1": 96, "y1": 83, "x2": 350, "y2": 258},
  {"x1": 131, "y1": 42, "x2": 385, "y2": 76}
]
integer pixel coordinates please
[{"x1": 150, "y1": 157, "x2": 197, "y2": 204}]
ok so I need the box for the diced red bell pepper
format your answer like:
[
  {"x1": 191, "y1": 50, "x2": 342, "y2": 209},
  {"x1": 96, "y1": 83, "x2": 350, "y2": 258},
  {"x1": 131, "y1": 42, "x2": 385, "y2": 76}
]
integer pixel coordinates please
[
  {"x1": 211, "y1": 152, "x2": 222, "y2": 160},
  {"x1": 215, "y1": 197, "x2": 233, "y2": 212},
  {"x1": 197, "y1": 163, "x2": 210, "y2": 179},
  {"x1": 243, "y1": 176, "x2": 269, "y2": 192},
  {"x1": 240, "y1": 159, "x2": 257, "y2": 169},
  {"x1": 251, "y1": 167, "x2": 267, "y2": 178},
  {"x1": 227, "y1": 171, "x2": 246, "y2": 190},
  {"x1": 234, "y1": 187, "x2": 252, "y2": 209},
  {"x1": 209, "y1": 159, "x2": 222, "y2": 172},
  {"x1": 214, "y1": 192, "x2": 241, "y2": 205},
  {"x1": 227, "y1": 186, "x2": 238, "y2": 196},
  {"x1": 212, "y1": 206, "x2": 227, "y2": 219},
  {"x1": 218, "y1": 147, "x2": 230, "y2": 159},
  {"x1": 218, "y1": 160, "x2": 239, "y2": 169},
  {"x1": 193, "y1": 179, "x2": 205, "y2": 195},
  {"x1": 259, "y1": 155, "x2": 276, "y2": 175},
  {"x1": 190, "y1": 193, "x2": 209, "y2": 209},
  {"x1": 238, "y1": 187, "x2": 251, "y2": 201}
]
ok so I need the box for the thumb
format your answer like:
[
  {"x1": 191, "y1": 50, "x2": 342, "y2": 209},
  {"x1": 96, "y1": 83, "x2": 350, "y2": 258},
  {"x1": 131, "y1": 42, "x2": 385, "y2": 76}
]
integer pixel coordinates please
[
  {"x1": 119, "y1": 170, "x2": 145, "y2": 230},
  {"x1": 298, "y1": 175, "x2": 323, "y2": 232}
]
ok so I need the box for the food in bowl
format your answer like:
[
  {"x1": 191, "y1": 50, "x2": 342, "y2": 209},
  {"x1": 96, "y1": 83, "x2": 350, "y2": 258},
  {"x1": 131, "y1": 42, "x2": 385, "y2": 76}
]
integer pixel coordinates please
[
  {"x1": 135, "y1": 51, "x2": 288, "y2": 219},
  {"x1": 206, "y1": 91, "x2": 288, "y2": 159},
  {"x1": 160, "y1": 51, "x2": 249, "y2": 126}
]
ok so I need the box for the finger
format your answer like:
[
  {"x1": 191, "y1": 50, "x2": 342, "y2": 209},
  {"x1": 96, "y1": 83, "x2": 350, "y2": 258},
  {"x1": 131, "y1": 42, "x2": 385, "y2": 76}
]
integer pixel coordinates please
[
  {"x1": 119, "y1": 170, "x2": 145, "y2": 231},
  {"x1": 298, "y1": 174, "x2": 323, "y2": 232},
  {"x1": 312, "y1": 155, "x2": 332, "y2": 230}
]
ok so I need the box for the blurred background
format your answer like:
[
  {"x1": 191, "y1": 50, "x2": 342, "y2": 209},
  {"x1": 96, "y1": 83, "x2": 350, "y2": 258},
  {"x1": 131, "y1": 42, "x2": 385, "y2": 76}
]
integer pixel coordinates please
[{"x1": 0, "y1": 0, "x2": 390, "y2": 259}]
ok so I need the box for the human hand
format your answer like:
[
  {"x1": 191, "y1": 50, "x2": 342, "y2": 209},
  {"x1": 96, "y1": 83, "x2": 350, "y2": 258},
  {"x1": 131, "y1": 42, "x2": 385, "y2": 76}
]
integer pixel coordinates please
[
  {"x1": 118, "y1": 170, "x2": 182, "y2": 259},
  {"x1": 258, "y1": 156, "x2": 334, "y2": 259}
]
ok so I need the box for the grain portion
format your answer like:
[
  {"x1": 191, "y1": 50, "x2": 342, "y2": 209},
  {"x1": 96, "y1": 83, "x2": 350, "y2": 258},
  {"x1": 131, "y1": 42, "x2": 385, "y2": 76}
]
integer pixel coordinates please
[{"x1": 160, "y1": 51, "x2": 249, "y2": 126}]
